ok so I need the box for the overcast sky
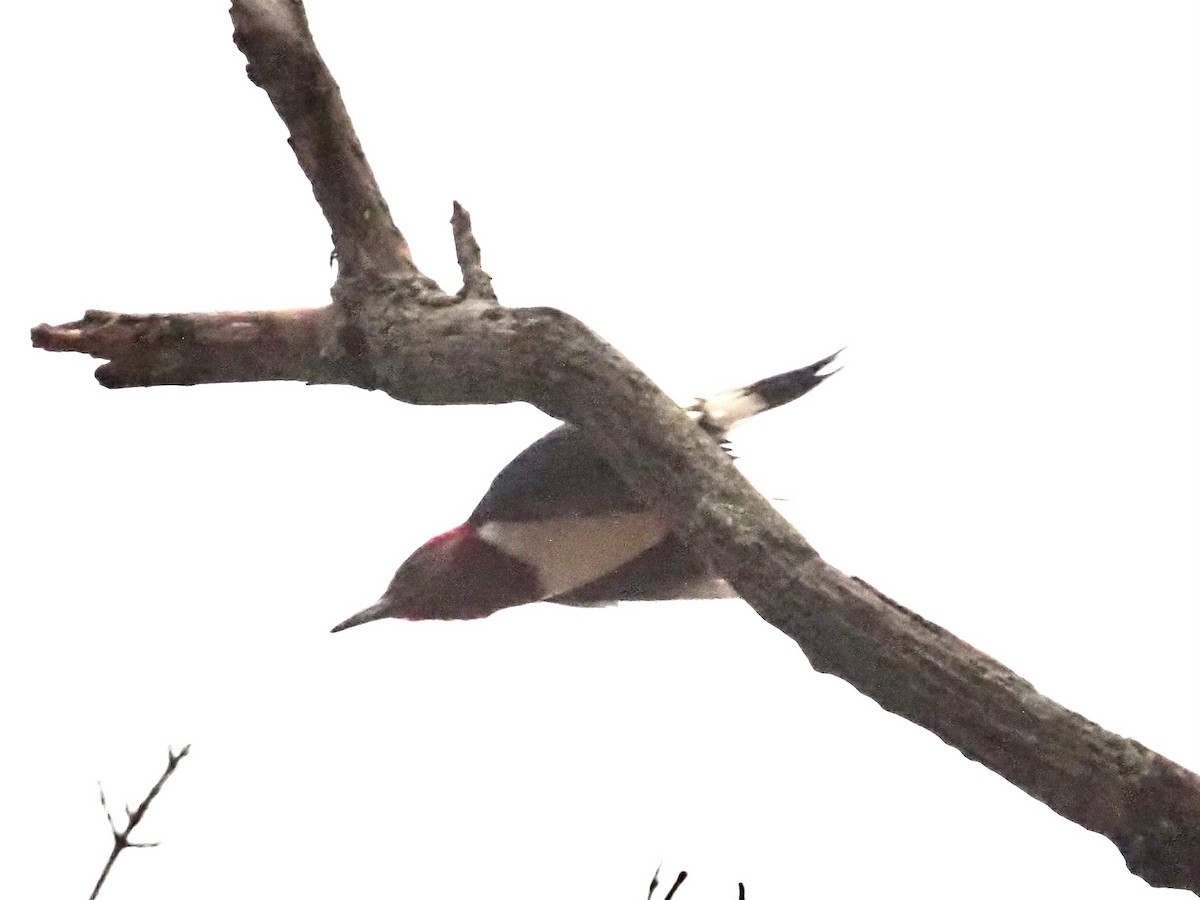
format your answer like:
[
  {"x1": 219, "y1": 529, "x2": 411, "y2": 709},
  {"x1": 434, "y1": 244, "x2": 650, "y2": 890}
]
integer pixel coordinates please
[{"x1": 4, "y1": 2, "x2": 1197, "y2": 898}]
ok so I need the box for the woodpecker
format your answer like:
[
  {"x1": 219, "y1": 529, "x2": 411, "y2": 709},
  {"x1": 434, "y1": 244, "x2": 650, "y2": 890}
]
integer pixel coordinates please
[{"x1": 331, "y1": 351, "x2": 840, "y2": 631}]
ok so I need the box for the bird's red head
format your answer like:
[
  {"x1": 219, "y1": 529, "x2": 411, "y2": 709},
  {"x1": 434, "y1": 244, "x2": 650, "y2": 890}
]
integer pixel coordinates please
[{"x1": 330, "y1": 523, "x2": 541, "y2": 631}]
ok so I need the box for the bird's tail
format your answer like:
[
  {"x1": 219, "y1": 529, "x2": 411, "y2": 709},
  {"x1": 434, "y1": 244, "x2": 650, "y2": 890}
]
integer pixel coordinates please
[{"x1": 687, "y1": 349, "x2": 842, "y2": 436}]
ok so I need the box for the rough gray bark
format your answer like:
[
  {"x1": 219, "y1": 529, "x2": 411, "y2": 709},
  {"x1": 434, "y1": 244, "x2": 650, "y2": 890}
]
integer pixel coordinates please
[{"x1": 30, "y1": 0, "x2": 1200, "y2": 891}]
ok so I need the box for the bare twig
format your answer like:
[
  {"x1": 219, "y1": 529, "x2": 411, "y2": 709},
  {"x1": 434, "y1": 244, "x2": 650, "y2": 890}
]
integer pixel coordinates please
[
  {"x1": 451, "y1": 201, "x2": 498, "y2": 301},
  {"x1": 647, "y1": 867, "x2": 688, "y2": 900},
  {"x1": 647, "y1": 865, "x2": 660, "y2": 900},
  {"x1": 663, "y1": 870, "x2": 688, "y2": 900},
  {"x1": 647, "y1": 869, "x2": 743, "y2": 898},
  {"x1": 89, "y1": 745, "x2": 191, "y2": 900}
]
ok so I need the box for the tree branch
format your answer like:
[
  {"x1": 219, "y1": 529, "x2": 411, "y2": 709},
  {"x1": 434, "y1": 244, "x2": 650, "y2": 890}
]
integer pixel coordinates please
[
  {"x1": 90, "y1": 745, "x2": 191, "y2": 900},
  {"x1": 664, "y1": 870, "x2": 688, "y2": 900},
  {"x1": 31, "y1": 0, "x2": 1200, "y2": 892},
  {"x1": 451, "y1": 201, "x2": 498, "y2": 302},
  {"x1": 228, "y1": 0, "x2": 414, "y2": 278},
  {"x1": 646, "y1": 867, "x2": 689, "y2": 900},
  {"x1": 31, "y1": 307, "x2": 351, "y2": 388}
]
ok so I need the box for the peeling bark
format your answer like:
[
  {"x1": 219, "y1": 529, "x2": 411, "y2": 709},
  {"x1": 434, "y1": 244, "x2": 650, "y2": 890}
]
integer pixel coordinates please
[{"x1": 28, "y1": 0, "x2": 1200, "y2": 891}]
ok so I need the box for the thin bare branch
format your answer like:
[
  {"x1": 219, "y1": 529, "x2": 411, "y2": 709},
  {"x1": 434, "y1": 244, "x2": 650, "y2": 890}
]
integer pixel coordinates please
[
  {"x1": 451, "y1": 201, "x2": 498, "y2": 302},
  {"x1": 98, "y1": 785, "x2": 116, "y2": 834},
  {"x1": 647, "y1": 866, "x2": 660, "y2": 900},
  {"x1": 663, "y1": 870, "x2": 688, "y2": 900},
  {"x1": 89, "y1": 745, "x2": 191, "y2": 900}
]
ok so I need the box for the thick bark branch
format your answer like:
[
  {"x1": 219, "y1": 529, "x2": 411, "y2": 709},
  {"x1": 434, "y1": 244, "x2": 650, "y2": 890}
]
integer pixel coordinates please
[
  {"x1": 228, "y1": 0, "x2": 414, "y2": 278},
  {"x1": 31, "y1": 307, "x2": 352, "y2": 388},
  {"x1": 29, "y1": 0, "x2": 1200, "y2": 892}
]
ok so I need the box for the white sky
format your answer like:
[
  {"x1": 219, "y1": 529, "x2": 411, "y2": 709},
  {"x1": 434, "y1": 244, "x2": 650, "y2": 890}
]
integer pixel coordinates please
[{"x1": 3, "y1": 2, "x2": 1197, "y2": 898}]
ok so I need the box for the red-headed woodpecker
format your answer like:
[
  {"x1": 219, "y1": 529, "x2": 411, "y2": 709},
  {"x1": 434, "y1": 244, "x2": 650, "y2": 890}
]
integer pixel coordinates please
[{"x1": 331, "y1": 351, "x2": 840, "y2": 631}]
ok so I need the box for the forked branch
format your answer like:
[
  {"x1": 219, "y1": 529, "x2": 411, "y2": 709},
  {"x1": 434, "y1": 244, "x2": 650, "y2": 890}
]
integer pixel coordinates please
[
  {"x1": 30, "y1": 0, "x2": 1200, "y2": 892},
  {"x1": 90, "y1": 745, "x2": 191, "y2": 900}
]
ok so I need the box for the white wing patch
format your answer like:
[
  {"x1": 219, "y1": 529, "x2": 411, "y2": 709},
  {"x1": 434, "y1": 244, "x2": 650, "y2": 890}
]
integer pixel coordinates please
[
  {"x1": 688, "y1": 388, "x2": 769, "y2": 432},
  {"x1": 478, "y1": 513, "x2": 669, "y2": 600}
]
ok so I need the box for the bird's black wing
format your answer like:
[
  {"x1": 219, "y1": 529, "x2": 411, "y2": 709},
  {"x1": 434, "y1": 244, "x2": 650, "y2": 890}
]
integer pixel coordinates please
[{"x1": 468, "y1": 425, "x2": 644, "y2": 524}]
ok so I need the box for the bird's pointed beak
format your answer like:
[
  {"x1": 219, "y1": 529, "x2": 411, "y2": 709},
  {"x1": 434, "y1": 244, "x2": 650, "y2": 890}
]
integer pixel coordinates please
[{"x1": 330, "y1": 599, "x2": 392, "y2": 633}]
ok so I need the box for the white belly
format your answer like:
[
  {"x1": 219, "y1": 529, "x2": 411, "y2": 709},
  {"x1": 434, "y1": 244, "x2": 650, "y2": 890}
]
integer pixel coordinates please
[{"x1": 478, "y1": 513, "x2": 669, "y2": 600}]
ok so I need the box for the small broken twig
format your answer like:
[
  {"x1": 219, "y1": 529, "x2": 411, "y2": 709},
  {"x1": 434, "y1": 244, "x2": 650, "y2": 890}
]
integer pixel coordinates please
[
  {"x1": 647, "y1": 867, "x2": 744, "y2": 898},
  {"x1": 451, "y1": 201, "x2": 498, "y2": 301},
  {"x1": 89, "y1": 745, "x2": 191, "y2": 900},
  {"x1": 647, "y1": 867, "x2": 689, "y2": 899},
  {"x1": 662, "y1": 870, "x2": 688, "y2": 900}
]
